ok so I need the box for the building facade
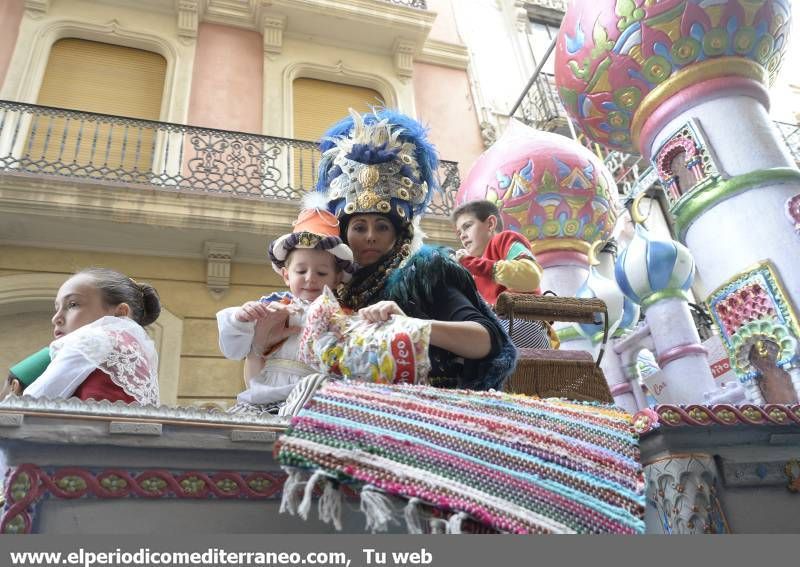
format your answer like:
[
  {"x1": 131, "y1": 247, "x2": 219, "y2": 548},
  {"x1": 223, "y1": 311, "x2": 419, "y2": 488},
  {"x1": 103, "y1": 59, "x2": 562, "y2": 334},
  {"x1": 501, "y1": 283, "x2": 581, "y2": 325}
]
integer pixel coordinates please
[{"x1": 0, "y1": 0, "x2": 482, "y2": 408}]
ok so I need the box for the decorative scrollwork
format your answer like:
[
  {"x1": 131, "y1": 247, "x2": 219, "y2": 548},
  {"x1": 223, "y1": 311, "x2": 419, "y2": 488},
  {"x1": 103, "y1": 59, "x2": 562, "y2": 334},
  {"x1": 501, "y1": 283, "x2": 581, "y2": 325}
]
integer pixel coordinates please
[
  {"x1": 632, "y1": 403, "x2": 800, "y2": 434},
  {"x1": 1, "y1": 464, "x2": 289, "y2": 534},
  {"x1": 380, "y1": 0, "x2": 427, "y2": 8}
]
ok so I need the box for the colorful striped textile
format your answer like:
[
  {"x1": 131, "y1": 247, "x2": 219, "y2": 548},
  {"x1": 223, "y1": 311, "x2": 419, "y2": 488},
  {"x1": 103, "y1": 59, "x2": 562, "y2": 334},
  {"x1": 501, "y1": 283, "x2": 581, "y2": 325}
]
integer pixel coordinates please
[{"x1": 275, "y1": 380, "x2": 645, "y2": 534}]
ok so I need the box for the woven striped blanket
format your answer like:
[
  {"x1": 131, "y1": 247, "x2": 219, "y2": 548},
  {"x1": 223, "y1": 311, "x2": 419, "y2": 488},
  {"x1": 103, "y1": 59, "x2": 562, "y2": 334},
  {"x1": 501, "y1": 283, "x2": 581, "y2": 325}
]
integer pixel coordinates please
[{"x1": 275, "y1": 381, "x2": 645, "y2": 534}]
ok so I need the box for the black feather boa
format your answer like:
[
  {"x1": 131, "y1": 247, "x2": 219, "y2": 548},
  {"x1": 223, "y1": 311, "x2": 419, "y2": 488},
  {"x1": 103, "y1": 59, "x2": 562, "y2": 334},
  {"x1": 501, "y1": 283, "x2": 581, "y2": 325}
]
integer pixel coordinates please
[{"x1": 375, "y1": 245, "x2": 517, "y2": 391}]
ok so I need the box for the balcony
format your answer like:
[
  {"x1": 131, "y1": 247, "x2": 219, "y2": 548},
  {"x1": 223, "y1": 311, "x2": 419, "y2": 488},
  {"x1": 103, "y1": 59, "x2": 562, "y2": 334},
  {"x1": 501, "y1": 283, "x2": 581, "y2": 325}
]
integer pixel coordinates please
[
  {"x1": 383, "y1": 0, "x2": 428, "y2": 7},
  {"x1": 0, "y1": 100, "x2": 461, "y2": 260},
  {"x1": 517, "y1": 72, "x2": 569, "y2": 135}
]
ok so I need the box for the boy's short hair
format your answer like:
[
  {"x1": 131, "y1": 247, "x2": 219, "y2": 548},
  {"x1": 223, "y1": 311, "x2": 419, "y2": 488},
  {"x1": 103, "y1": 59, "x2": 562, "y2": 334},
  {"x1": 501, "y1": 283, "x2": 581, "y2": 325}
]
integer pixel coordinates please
[{"x1": 451, "y1": 200, "x2": 504, "y2": 231}]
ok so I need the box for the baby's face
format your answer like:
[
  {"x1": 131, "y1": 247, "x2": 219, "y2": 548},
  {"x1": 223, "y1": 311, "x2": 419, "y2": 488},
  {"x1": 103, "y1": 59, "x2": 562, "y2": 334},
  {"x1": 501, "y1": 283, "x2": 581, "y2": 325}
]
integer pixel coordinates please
[{"x1": 281, "y1": 249, "x2": 342, "y2": 301}]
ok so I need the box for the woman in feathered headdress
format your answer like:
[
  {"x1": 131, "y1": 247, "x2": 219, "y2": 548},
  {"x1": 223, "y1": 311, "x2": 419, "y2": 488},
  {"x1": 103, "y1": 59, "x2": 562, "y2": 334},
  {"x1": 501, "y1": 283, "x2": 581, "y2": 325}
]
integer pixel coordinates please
[{"x1": 316, "y1": 109, "x2": 516, "y2": 391}]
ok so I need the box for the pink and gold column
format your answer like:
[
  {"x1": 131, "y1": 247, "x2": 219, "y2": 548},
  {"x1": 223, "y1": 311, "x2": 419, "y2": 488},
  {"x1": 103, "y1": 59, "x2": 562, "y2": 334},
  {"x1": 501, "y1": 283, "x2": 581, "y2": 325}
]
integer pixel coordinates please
[{"x1": 555, "y1": 0, "x2": 800, "y2": 395}]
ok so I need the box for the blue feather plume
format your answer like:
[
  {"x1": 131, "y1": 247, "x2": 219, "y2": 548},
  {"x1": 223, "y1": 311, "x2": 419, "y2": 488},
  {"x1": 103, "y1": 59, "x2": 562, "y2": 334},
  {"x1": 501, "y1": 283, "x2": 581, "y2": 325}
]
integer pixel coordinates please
[{"x1": 315, "y1": 109, "x2": 440, "y2": 217}]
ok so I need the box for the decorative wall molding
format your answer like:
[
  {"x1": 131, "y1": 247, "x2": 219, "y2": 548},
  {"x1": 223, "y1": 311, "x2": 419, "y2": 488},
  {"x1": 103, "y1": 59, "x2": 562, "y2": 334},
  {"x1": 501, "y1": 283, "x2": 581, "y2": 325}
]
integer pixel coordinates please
[
  {"x1": 203, "y1": 0, "x2": 261, "y2": 29},
  {"x1": 514, "y1": 1, "x2": 530, "y2": 33},
  {"x1": 0, "y1": 273, "x2": 64, "y2": 317},
  {"x1": 479, "y1": 121, "x2": 497, "y2": 148},
  {"x1": 261, "y1": 13, "x2": 286, "y2": 55},
  {"x1": 176, "y1": 0, "x2": 203, "y2": 41},
  {"x1": 393, "y1": 38, "x2": 416, "y2": 79},
  {"x1": 417, "y1": 39, "x2": 470, "y2": 70},
  {"x1": 522, "y1": 0, "x2": 566, "y2": 24},
  {"x1": 204, "y1": 241, "x2": 236, "y2": 297},
  {"x1": 23, "y1": 0, "x2": 50, "y2": 16}
]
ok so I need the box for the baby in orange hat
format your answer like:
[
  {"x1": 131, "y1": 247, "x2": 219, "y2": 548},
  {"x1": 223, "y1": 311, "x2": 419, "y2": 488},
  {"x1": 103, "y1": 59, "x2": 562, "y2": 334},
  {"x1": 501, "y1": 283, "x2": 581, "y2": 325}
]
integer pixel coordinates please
[{"x1": 216, "y1": 207, "x2": 355, "y2": 417}]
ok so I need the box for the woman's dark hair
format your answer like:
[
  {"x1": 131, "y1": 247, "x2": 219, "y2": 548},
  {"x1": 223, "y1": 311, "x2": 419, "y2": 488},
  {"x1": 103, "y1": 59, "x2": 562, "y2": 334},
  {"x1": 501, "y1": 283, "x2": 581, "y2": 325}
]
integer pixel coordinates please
[
  {"x1": 78, "y1": 268, "x2": 161, "y2": 326},
  {"x1": 451, "y1": 200, "x2": 504, "y2": 231}
]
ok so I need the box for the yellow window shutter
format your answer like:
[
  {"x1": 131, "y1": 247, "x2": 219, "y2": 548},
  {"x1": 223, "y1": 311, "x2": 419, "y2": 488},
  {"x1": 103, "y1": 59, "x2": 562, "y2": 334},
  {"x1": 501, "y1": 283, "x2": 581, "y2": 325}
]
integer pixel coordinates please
[
  {"x1": 28, "y1": 38, "x2": 166, "y2": 172},
  {"x1": 292, "y1": 78, "x2": 383, "y2": 189}
]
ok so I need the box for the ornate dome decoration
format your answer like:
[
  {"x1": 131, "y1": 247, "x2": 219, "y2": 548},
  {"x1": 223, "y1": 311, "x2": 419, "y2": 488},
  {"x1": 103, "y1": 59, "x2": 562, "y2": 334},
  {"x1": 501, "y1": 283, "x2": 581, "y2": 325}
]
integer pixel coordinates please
[
  {"x1": 554, "y1": 0, "x2": 791, "y2": 153},
  {"x1": 456, "y1": 120, "x2": 619, "y2": 256},
  {"x1": 575, "y1": 241, "x2": 641, "y2": 343},
  {"x1": 615, "y1": 223, "x2": 696, "y2": 311}
]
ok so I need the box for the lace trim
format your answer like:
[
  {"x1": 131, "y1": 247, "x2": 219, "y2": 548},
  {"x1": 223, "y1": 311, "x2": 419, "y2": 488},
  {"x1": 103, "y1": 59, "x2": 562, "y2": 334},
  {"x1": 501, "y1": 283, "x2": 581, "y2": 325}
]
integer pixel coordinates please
[{"x1": 51, "y1": 316, "x2": 160, "y2": 406}]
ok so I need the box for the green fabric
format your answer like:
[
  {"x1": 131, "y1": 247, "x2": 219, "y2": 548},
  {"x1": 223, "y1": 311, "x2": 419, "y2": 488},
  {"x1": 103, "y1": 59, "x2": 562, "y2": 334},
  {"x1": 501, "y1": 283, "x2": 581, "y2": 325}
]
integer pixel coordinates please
[
  {"x1": 506, "y1": 240, "x2": 533, "y2": 261},
  {"x1": 9, "y1": 347, "x2": 51, "y2": 387}
]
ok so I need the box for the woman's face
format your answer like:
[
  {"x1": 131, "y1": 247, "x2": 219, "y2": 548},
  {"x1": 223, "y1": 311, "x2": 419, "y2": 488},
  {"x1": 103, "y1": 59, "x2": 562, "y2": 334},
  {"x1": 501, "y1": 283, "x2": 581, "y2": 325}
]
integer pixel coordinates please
[
  {"x1": 51, "y1": 274, "x2": 121, "y2": 340},
  {"x1": 346, "y1": 214, "x2": 397, "y2": 266}
]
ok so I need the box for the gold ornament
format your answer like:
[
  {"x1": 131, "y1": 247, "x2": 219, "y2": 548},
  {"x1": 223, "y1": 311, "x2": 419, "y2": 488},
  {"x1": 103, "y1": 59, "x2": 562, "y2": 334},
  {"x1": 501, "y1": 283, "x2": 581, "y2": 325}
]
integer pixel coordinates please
[
  {"x1": 358, "y1": 165, "x2": 380, "y2": 190},
  {"x1": 356, "y1": 188, "x2": 381, "y2": 210}
]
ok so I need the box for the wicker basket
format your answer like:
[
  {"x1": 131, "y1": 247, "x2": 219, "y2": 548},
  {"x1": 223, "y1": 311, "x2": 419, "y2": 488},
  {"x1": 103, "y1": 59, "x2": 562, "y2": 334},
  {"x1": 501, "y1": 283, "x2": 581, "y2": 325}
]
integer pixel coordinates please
[{"x1": 496, "y1": 292, "x2": 614, "y2": 404}]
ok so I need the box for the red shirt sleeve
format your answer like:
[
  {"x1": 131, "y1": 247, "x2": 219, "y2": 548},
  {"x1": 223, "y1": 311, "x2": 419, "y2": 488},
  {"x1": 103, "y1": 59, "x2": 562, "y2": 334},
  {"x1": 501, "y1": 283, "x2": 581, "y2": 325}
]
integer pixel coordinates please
[{"x1": 459, "y1": 255, "x2": 495, "y2": 277}]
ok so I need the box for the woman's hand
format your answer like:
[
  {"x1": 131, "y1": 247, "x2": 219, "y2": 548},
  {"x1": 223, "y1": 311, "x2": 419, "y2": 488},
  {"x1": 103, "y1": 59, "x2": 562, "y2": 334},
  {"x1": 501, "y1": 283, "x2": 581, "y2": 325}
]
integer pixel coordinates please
[
  {"x1": 358, "y1": 301, "x2": 406, "y2": 323},
  {"x1": 247, "y1": 302, "x2": 302, "y2": 354}
]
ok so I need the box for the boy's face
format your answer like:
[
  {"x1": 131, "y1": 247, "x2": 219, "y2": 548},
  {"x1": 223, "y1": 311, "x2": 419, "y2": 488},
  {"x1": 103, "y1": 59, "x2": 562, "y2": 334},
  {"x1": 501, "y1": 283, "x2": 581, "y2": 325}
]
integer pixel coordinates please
[
  {"x1": 281, "y1": 249, "x2": 342, "y2": 301},
  {"x1": 454, "y1": 212, "x2": 496, "y2": 257}
]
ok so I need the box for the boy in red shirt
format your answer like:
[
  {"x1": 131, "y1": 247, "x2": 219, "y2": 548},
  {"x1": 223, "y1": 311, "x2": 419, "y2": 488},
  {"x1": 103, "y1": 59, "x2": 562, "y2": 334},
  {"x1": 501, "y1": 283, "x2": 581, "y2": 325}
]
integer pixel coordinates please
[{"x1": 452, "y1": 200, "x2": 556, "y2": 348}]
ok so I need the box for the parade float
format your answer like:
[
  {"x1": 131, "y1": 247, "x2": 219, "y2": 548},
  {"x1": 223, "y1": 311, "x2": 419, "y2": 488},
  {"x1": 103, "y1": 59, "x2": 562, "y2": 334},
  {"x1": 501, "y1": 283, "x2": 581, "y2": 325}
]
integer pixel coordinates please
[{"x1": 1, "y1": 0, "x2": 798, "y2": 535}]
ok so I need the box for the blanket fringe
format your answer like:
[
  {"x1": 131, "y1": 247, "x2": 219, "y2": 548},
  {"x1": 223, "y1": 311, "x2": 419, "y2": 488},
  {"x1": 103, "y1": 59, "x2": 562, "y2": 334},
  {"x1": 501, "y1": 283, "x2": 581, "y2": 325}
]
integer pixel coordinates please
[
  {"x1": 299, "y1": 470, "x2": 325, "y2": 520},
  {"x1": 360, "y1": 485, "x2": 396, "y2": 533},
  {"x1": 279, "y1": 469, "x2": 307, "y2": 515},
  {"x1": 403, "y1": 497, "x2": 424, "y2": 534},
  {"x1": 447, "y1": 512, "x2": 467, "y2": 534},
  {"x1": 318, "y1": 479, "x2": 343, "y2": 531},
  {"x1": 429, "y1": 518, "x2": 447, "y2": 534}
]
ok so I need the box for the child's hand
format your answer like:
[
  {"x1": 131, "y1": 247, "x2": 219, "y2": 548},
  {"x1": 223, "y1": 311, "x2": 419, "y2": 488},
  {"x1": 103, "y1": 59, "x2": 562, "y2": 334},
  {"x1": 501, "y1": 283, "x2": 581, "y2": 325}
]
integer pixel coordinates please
[
  {"x1": 358, "y1": 301, "x2": 406, "y2": 323},
  {"x1": 454, "y1": 248, "x2": 469, "y2": 262},
  {"x1": 235, "y1": 301, "x2": 271, "y2": 322}
]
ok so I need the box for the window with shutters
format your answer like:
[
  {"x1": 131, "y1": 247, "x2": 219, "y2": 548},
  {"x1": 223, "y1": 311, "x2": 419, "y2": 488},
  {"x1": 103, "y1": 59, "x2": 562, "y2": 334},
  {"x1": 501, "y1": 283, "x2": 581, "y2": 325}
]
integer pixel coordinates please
[
  {"x1": 26, "y1": 38, "x2": 166, "y2": 175},
  {"x1": 292, "y1": 78, "x2": 384, "y2": 190}
]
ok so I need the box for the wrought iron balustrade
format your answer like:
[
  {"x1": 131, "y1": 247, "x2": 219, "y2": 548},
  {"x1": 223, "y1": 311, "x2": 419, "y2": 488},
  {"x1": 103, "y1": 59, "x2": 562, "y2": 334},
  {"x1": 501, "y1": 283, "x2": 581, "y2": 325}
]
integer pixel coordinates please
[
  {"x1": 380, "y1": 0, "x2": 427, "y2": 8},
  {"x1": 0, "y1": 100, "x2": 459, "y2": 216},
  {"x1": 518, "y1": 72, "x2": 566, "y2": 133}
]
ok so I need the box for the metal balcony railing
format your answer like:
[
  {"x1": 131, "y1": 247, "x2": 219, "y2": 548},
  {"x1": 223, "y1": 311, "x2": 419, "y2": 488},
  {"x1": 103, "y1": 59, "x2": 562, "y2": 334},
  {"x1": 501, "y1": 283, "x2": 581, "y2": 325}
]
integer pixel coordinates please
[
  {"x1": 0, "y1": 100, "x2": 459, "y2": 216},
  {"x1": 518, "y1": 72, "x2": 567, "y2": 133},
  {"x1": 381, "y1": 0, "x2": 427, "y2": 8}
]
